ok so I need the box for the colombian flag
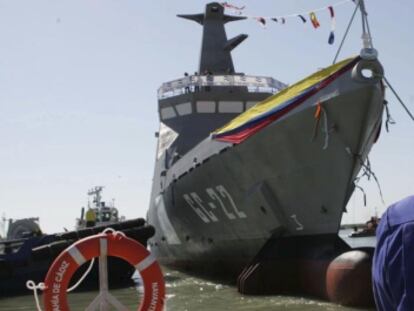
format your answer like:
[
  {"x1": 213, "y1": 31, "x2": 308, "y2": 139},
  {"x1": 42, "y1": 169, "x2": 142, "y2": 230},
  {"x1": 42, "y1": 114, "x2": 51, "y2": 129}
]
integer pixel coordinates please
[{"x1": 212, "y1": 57, "x2": 360, "y2": 144}]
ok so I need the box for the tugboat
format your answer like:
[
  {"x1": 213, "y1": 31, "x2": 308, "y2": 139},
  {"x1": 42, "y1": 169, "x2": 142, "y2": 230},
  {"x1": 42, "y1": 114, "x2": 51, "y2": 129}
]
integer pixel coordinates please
[
  {"x1": 348, "y1": 216, "x2": 379, "y2": 238},
  {"x1": 0, "y1": 219, "x2": 154, "y2": 296},
  {"x1": 147, "y1": 1, "x2": 385, "y2": 287},
  {"x1": 0, "y1": 189, "x2": 154, "y2": 296}
]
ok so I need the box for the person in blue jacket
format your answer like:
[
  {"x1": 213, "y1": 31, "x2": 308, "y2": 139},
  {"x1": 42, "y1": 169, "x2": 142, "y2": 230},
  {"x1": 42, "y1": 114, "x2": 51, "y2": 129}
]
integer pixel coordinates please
[{"x1": 372, "y1": 195, "x2": 414, "y2": 311}]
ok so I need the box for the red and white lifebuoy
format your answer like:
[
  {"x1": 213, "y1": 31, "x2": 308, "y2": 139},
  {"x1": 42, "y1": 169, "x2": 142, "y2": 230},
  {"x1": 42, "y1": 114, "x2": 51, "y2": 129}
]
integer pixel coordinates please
[{"x1": 42, "y1": 232, "x2": 165, "y2": 311}]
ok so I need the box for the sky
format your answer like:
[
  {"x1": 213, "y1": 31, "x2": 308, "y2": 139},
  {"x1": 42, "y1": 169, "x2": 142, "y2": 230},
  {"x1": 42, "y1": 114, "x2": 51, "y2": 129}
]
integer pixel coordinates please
[{"x1": 0, "y1": 0, "x2": 413, "y2": 234}]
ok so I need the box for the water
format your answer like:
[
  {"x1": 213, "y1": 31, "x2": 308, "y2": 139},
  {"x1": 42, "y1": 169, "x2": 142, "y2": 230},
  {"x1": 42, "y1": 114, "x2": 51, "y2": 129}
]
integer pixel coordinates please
[
  {"x1": 0, "y1": 232, "x2": 376, "y2": 310},
  {"x1": 0, "y1": 269, "x2": 374, "y2": 311}
]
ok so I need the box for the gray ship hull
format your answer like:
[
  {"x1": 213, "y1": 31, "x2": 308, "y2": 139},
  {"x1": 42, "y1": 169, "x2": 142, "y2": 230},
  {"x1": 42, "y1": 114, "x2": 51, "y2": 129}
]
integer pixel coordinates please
[{"x1": 147, "y1": 66, "x2": 384, "y2": 276}]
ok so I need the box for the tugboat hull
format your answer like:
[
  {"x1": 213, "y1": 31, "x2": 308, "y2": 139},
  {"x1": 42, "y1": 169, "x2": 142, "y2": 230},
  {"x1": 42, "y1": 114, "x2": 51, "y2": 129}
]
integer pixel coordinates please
[{"x1": 0, "y1": 219, "x2": 154, "y2": 296}]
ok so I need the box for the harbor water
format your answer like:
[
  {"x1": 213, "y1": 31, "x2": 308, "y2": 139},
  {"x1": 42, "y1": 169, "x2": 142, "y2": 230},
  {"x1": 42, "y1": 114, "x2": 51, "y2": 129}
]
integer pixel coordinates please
[{"x1": 0, "y1": 231, "x2": 375, "y2": 310}]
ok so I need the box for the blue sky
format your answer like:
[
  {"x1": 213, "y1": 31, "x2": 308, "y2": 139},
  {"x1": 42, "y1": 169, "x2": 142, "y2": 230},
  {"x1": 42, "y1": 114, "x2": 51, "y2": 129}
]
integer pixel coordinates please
[{"x1": 0, "y1": 0, "x2": 413, "y2": 233}]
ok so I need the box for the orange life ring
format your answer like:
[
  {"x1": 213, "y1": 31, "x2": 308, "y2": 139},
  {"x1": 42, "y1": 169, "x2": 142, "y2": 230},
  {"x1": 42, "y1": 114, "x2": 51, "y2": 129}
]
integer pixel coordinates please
[{"x1": 42, "y1": 232, "x2": 165, "y2": 311}]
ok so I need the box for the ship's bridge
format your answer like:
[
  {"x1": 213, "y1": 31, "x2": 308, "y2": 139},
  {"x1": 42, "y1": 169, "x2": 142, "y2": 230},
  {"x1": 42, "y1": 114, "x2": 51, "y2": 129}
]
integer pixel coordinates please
[{"x1": 157, "y1": 75, "x2": 287, "y2": 164}]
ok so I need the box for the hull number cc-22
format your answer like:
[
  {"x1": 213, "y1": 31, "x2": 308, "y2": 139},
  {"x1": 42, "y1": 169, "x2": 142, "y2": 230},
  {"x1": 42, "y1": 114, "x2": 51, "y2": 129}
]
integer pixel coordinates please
[{"x1": 183, "y1": 185, "x2": 247, "y2": 223}]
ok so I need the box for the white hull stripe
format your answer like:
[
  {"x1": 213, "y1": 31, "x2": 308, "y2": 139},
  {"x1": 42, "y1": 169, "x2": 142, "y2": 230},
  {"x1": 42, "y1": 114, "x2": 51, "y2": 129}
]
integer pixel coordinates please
[
  {"x1": 100, "y1": 238, "x2": 108, "y2": 257},
  {"x1": 135, "y1": 253, "x2": 156, "y2": 272},
  {"x1": 68, "y1": 245, "x2": 86, "y2": 266}
]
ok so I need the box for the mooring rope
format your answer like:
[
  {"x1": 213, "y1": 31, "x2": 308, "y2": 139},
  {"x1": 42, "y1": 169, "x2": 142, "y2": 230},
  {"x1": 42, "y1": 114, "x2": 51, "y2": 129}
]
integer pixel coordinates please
[
  {"x1": 364, "y1": 7, "x2": 374, "y2": 48},
  {"x1": 26, "y1": 280, "x2": 46, "y2": 311},
  {"x1": 67, "y1": 257, "x2": 95, "y2": 293},
  {"x1": 332, "y1": 0, "x2": 360, "y2": 64},
  {"x1": 102, "y1": 227, "x2": 126, "y2": 237},
  {"x1": 26, "y1": 257, "x2": 96, "y2": 311},
  {"x1": 383, "y1": 76, "x2": 414, "y2": 122}
]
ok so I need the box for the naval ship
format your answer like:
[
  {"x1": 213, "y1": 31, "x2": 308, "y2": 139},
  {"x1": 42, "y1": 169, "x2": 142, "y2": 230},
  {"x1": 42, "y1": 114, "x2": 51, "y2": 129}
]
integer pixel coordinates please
[{"x1": 147, "y1": 2, "x2": 384, "y2": 279}]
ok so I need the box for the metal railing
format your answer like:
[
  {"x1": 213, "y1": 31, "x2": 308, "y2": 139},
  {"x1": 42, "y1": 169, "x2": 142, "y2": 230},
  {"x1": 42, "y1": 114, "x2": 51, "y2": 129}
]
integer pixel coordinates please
[{"x1": 158, "y1": 74, "x2": 287, "y2": 99}]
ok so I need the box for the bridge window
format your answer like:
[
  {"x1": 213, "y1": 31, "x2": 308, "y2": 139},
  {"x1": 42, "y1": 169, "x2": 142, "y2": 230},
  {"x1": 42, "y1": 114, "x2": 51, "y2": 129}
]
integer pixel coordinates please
[
  {"x1": 196, "y1": 101, "x2": 216, "y2": 113},
  {"x1": 160, "y1": 107, "x2": 177, "y2": 120},
  {"x1": 176, "y1": 102, "x2": 192, "y2": 116},
  {"x1": 218, "y1": 101, "x2": 243, "y2": 113}
]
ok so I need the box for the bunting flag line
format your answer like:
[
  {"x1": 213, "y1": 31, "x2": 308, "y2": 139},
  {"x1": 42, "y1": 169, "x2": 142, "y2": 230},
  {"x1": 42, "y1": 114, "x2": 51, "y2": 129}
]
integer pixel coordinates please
[
  {"x1": 221, "y1": 2, "x2": 245, "y2": 11},
  {"x1": 271, "y1": 17, "x2": 285, "y2": 24},
  {"x1": 221, "y1": 0, "x2": 356, "y2": 45},
  {"x1": 298, "y1": 14, "x2": 307, "y2": 23},
  {"x1": 328, "y1": 6, "x2": 336, "y2": 44},
  {"x1": 310, "y1": 12, "x2": 321, "y2": 28},
  {"x1": 255, "y1": 17, "x2": 267, "y2": 28},
  {"x1": 221, "y1": 2, "x2": 245, "y2": 15},
  {"x1": 221, "y1": 0, "x2": 352, "y2": 19}
]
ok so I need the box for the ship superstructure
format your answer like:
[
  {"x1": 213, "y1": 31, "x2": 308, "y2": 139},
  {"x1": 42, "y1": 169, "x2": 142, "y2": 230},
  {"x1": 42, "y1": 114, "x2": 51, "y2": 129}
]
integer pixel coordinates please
[{"x1": 76, "y1": 186, "x2": 125, "y2": 229}]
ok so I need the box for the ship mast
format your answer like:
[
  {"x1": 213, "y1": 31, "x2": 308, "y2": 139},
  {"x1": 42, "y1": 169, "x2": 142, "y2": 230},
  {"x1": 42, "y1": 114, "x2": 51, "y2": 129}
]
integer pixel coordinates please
[
  {"x1": 178, "y1": 2, "x2": 247, "y2": 75},
  {"x1": 88, "y1": 186, "x2": 104, "y2": 209}
]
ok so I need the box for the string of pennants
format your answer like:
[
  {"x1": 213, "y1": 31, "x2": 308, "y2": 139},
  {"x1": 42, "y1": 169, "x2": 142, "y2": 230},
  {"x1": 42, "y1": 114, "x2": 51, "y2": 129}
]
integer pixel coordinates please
[{"x1": 221, "y1": 0, "x2": 358, "y2": 45}]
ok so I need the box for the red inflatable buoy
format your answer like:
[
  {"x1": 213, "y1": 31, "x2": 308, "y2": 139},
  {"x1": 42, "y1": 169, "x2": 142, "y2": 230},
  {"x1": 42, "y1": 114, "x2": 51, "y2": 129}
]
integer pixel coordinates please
[
  {"x1": 326, "y1": 250, "x2": 374, "y2": 307},
  {"x1": 42, "y1": 232, "x2": 165, "y2": 311}
]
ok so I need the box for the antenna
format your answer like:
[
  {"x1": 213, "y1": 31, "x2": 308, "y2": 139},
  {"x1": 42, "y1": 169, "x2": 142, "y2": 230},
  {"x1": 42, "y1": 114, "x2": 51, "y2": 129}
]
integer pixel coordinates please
[{"x1": 87, "y1": 186, "x2": 104, "y2": 208}]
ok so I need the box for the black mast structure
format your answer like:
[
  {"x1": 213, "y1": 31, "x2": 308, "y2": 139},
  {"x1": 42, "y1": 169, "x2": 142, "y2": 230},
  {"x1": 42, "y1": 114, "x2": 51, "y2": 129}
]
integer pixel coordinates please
[{"x1": 178, "y1": 2, "x2": 247, "y2": 75}]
